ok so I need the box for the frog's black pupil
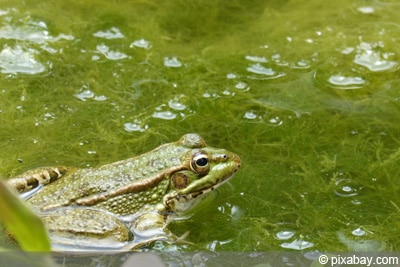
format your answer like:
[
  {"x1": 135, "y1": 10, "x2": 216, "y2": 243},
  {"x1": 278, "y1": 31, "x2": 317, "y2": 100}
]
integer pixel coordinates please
[{"x1": 196, "y1": 157, "x2": 208, "y2": 166}]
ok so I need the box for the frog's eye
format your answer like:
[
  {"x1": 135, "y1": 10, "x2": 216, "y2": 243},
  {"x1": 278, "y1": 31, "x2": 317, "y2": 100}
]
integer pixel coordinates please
[{"x1": 190, "y1": 152, "x2": 210, "y2": 175}]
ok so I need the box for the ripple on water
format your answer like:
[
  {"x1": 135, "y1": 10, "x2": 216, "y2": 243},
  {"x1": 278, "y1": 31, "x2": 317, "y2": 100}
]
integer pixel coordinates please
[{"x1": 0, "y1": 45, "x2": 46, "y2": 74}]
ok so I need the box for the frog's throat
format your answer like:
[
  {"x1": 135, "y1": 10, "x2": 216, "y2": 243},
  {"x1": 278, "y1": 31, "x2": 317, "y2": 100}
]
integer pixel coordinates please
[{"x1": 42, "y1": 165, "x2": 187, "y2": 210}]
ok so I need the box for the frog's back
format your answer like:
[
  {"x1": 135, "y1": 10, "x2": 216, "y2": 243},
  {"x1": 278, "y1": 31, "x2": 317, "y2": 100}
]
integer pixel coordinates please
[{"x1": 26, "y1": 141, "x2": 191, "y2": 213}]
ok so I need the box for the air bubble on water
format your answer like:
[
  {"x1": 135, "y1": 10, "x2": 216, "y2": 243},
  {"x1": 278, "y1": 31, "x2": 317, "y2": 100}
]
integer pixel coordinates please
[
  {"x1": 222, "y1": 89, "x2": 233, "y2": 96},
  {"x1": 0, "y1": 45, "x2": 46, "y2": 74},
  {"x1": 354, "y1": 42, "x2": 397, "y2": 72},
  {"x1": 226, "y1": 73, "x2": 237, "y2": 79},
  {"x1": 94, "y1": 95, "x2": 107, "y2": 101},
  {"x1": 124, "y1": 122, "x2": 148, "y2": 132},
  {"x1": 245, "y1": 55, "x2": 268, "y2": 63},
  {"x1": 247, "y1": 63, "x2": 275, "y2": 75},
  {"x1": 334, "y1": 179, "x2": 359, "y2": 197},
  {"x1": 130, "y1": 39, "x2": 151, "y2": 49},
  {"x1": 93, "y1": 27, "x2": 124, "y2": 39},
  {"x1": 164, "y1": 57, "x2": 182, "y2": 68},
  {"x1": 276, "y1": 231, "x2": 295, "y2": 240},
  {"x1": 281, "y1": 239, "x2": 314, "y2": 250},
  {"x1": 243, "y1": 111, "x2": 257, "y2": 120},
  {"x1": 352, "y1": 227, "x2": 366, "y2": 237},
  {"x1": 96, "y1": 44, "x2": 128, "y2": 60},
  {"x1": 152, "y1": 110, "x2": 177, "y2": 120},
  {"x1": 269, "y1": 116, "x2": 283, "y2": 126},
  {"x1": 168, "y1": 97, "x2": 186, "y2": 111},
  {"x1": 358, "y1": 6, "x2": 374, "y2": 14},
  {"x1": 341, "y1": 47, "x2": 354, "y2": 54},
  {"x1": 235, "y1": 82, "x2": 249, "y2": 90},
  {"x1": 328, "y1": 75, "x2": 366, "y2": 89},
  {"x1": 75, "y1": 90, "x2": 95, "y2": 101}
]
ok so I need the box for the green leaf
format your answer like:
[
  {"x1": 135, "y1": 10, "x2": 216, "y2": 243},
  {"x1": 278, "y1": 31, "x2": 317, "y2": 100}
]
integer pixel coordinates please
[{"x1": 0, "y1": 180, "x2": 51, "y2": 251}]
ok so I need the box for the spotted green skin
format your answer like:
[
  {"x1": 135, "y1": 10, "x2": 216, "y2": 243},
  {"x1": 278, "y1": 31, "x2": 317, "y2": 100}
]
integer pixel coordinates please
[{"x1": 9, "y1": 133, "x2": 241, "y2": 251}]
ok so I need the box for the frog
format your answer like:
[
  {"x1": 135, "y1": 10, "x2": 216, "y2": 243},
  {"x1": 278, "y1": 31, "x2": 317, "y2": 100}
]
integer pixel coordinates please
[{"x1": 6, "y1": 133, "x2": 241, "y2": 251}]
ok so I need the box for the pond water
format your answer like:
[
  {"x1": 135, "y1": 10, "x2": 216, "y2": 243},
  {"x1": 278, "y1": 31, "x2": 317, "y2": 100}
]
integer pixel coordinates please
[{"x1": 1, "y1": 0, "x2": 400, "y2": 252}]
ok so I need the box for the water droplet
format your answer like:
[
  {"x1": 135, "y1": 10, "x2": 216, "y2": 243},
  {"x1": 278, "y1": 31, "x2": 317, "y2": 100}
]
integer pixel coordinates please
[
  {"x1": 281, "y1": 239, "x2": 314, "y2": 250},
  {"x1": 130, "y1": 39, "x2": 151, "y2": 49},
  {"x1": 164, "y1": 57, "x2": 182, "y2": 68},
  {"x1": 247, "y1": 63, "x2": 275, "y2": 75},
  {"x1": 152, "y1": 111, "x2": 176, "y2": 120},
  {"x1": 276, "y1": 231, "x2": 295, "y2": 240}
]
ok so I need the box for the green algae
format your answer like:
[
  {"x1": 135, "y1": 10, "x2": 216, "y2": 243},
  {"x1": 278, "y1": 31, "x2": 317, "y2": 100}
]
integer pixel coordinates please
[{"x1": 0, "y1": 0, "x2": 400, "y2": 252}]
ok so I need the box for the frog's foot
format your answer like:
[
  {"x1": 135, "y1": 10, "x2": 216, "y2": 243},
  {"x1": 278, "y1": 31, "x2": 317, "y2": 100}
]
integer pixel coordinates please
[
  {"x1": 167, "y1": 230, "x2": 194, "y2": 246},
  {"x1": 7, "y1": 166, "x2": 69, "y2": 193}
]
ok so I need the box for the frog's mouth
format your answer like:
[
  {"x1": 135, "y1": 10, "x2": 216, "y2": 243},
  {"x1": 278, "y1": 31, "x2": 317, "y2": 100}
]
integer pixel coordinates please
[{"x1": 163, "y1": 173, "x2": 234, "y2": 215}]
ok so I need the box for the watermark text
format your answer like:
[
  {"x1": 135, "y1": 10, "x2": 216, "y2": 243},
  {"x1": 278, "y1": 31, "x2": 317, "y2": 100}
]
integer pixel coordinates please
[{"x1": 318, "y1": 254, "x2": 399, "y2": 266}]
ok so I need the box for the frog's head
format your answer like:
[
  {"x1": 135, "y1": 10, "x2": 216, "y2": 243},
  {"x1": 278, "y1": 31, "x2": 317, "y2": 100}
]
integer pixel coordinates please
[{"x1": 163, "y1": 133, "x2": 241, "y2": 215}]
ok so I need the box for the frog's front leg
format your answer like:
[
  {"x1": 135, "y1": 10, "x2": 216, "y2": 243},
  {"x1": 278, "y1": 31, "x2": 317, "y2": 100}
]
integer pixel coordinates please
[
  {"x1": 7, "y1": 167, "x2": 69, "y2": 193},
  {"x1": 130, "y1": 213, "x2": 192, "y2": 248}
]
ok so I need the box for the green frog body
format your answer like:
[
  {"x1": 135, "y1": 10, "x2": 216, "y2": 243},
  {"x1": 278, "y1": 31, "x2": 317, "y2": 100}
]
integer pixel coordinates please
[{"x1": 7, "y1": 133, "x2": 240, "y2": 251}]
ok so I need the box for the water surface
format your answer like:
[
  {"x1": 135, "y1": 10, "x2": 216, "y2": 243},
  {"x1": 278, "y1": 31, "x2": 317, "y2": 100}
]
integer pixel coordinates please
[{"x1": 1, "y1": 0, "x2": 400, "y2": 252}]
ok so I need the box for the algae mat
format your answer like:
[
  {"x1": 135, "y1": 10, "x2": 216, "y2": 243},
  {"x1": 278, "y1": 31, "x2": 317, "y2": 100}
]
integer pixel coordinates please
[{"x1": 0, "y1": 0, "x2": 399, "y2": 251}]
